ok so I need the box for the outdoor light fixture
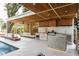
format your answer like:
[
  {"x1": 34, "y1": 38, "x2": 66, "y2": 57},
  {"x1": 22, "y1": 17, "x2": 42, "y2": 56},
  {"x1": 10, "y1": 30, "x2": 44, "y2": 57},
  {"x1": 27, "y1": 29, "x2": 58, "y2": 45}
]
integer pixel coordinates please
[
  {"x1": 77, "y1": 10, "x2": 79, "y2": 19},
  {"x1": 22, "y1": 21, "x2": 24, "y2": 24},
  {"x1": 75, "y1": 9, "x2": 79, "y2": 29},
  {"x1": 64, "y1": 10, "x2": 68, "y2": 15},
  {"x1": 33, "y1": 3, "x2": 36, "y2": 5}
]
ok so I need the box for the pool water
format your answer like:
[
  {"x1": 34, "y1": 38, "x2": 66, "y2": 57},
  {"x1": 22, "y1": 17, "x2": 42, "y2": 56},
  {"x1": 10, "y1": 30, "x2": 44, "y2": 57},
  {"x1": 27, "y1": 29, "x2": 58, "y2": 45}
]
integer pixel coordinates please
[{"x1": 0, "y1": 41, "x2": 18, "y2": 55}]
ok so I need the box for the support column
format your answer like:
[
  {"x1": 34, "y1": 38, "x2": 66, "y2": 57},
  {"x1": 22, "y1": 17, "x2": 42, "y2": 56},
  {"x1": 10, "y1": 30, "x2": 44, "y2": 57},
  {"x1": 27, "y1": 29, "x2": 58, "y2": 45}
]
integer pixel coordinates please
[
  {"x1": 29, "y1": 23, "x2": 32, "y2": 34},
  {"x1": 6, "y1": 22, "x2": 14, "y2": 33},
  {"x1": 6, "y1": 22, "x2": 8, "y2": 35},
  {"x1": 72, "y1": 18, "x2": 75, "y2": 44}
]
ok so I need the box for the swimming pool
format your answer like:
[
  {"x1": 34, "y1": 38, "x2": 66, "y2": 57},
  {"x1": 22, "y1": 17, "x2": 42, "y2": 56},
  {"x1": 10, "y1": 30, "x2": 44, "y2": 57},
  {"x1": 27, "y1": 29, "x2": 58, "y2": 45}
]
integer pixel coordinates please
[{"x1": 0, "y1": 41, "x2": 18, "y2": 55}]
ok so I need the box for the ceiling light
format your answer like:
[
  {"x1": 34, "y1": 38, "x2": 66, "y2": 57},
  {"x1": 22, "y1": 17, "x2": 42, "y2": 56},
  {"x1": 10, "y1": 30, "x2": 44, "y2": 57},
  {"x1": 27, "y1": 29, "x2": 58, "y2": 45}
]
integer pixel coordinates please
[
  {"x1": 64, "y1": 10, "x2": 68, "y2": 15},
  {"x1": 64, "y1": 10, "x2": 68, "y2": 13},
  {"x1": 33, "y1": 3, "x2": 36, "y2": 5}
]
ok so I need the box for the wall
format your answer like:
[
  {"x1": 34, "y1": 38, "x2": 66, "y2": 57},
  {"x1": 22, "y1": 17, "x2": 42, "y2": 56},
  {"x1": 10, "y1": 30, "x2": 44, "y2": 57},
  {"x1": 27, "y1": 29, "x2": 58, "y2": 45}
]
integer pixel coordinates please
[
  {"x1": 38, "y1": 19, "x2": 73, "y2": 42},
  {"x1": 38, "y1": 19, "x2": 73, "y2": 34},
  {"x1": 39, "y1": 19, "x2": 72, "y2": 27},
  {"x1": 57, "y1": 19, "x2": 72, "y2": 26},
  {"x1": 49, "y1": 20, "x2": 56, "y2": 27},
  {"x1": 39, "y1": 21, "x2": 49, "y2": 27},
  {"x1": 54, "y1": 26, "x2": 73, "y2": 35},
  {"x1": 23, "y1": 22, "x2": 39, "y2": 35},
  {"x1": 39, "y1": 19, "x2": 56, "y2": 27},
  {"x1": 38, "y1": 26, "x2": 73, "y2": 35}
]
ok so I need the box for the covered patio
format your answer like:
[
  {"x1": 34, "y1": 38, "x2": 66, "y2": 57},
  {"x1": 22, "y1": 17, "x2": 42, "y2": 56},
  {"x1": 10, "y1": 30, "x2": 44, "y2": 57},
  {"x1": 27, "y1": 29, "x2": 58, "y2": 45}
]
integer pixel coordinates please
[
  {"x1": 7, "y1": 3, "x2": 76, "y2": 40},
  {"x1": 0, "y1": 3, "x2": 79, "y2": 56}
]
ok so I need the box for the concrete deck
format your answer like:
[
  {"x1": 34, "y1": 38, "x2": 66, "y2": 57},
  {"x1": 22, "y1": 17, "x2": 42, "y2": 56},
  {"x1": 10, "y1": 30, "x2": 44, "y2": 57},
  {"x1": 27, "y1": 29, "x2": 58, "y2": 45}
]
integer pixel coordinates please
[{"x1": 0, "y1": 37, "x2": 78, "y2": 56}]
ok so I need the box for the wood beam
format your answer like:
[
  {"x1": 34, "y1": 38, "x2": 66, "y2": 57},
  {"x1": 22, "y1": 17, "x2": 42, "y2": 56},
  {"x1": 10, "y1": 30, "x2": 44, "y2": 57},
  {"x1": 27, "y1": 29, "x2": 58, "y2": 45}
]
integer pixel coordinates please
[
  {"x1": 48, "y1": 3, "x2": 61, "y2": 20},
  {"x1": 22, "y1": 3, "x2": 75, "y2": 15},
  {"x1": 54, "y1": 3, "x2": 75, "y2": 9},
  {"x1": 46, "y1": 13, "x2": 75, "y2": 20},
  {"x1": 37, "y1": 14, "x2": 47, "y2": 20}
]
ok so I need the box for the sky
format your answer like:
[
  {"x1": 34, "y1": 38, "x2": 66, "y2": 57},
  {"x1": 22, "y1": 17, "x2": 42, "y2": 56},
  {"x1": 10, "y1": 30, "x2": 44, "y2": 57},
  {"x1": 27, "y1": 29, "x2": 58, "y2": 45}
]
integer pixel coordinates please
[
  {"x1": 0, "y1": 3, "x2": 35, "y2": 23},
  {"x1": 0, "y1": 3, "x2": 8, "y2": 22},
  {"x1": 0, "y1": 3, "x2": 24, "y2": 23}
]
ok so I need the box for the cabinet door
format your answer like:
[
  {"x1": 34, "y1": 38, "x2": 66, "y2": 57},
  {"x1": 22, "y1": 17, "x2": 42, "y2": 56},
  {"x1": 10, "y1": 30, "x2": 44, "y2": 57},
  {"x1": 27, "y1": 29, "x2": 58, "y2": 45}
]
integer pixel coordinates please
[
  {"x1": 48, "y1": 35, "x2": 67, "y2": 51},
  {"x1": 76, "y1": 32, "x2": 79, "y2": 51},
  {"x1": 39, "y1": 33, "x2": 47, "y2": 40}
]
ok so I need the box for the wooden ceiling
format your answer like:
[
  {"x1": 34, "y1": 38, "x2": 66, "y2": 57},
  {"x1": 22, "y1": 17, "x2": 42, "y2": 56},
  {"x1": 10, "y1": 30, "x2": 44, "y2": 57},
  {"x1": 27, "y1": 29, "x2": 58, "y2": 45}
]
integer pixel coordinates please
[{"x1": 9, "y1": 3, "x2": 78, "y2": 23}]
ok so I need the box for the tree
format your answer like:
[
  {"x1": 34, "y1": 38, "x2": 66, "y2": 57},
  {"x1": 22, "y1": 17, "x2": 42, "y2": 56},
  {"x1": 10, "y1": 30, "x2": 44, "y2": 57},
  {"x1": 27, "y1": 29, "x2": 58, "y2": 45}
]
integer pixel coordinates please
[
  {"x1": 5, "y1": 3, "x2": 29, "y2": 33},
  {"x1": 5, "y1": 3, "x2": 21, "y2": 33},
  {"x1": 5, "y1": 3, "x2": 21, "y2": 17},
  {"x1": 23, "y1": 7, "x2": 29, "y2": 13},
  {"x1": 7, "y1": 22, "x2": 14, "y2": 33},
  {"x1": 0, "y1": 19, "x2": 5, "y2": 31},
  {"x1": 0, "y1": 19, "x2": 4, "y2": 26},
  {"x1": 5, "y1": 3, "x2": 29, "y2": 17},
  {"x1": 1, "y1": 23, "x2": 6, "y2": 31}
]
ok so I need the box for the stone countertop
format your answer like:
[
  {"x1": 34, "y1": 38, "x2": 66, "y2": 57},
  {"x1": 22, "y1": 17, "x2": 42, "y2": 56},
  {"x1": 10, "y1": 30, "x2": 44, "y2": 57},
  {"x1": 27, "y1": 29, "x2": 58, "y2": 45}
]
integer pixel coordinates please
[
  {"x1": 48, "y1": 32, "x2": 68, "y2": 36},
  {"x1": 47, "y1": 32, "x2": 72, "y2": 36}
]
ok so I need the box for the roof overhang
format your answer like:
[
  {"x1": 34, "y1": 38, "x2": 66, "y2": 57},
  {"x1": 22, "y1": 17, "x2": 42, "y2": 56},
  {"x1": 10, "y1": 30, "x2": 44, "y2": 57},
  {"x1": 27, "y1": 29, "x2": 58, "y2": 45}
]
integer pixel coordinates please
[{"x1": 8, "y1": 3, "x2": 78, "y2": 24}]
